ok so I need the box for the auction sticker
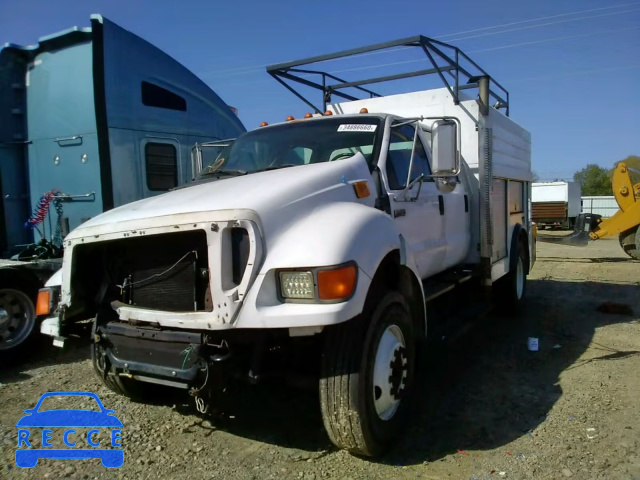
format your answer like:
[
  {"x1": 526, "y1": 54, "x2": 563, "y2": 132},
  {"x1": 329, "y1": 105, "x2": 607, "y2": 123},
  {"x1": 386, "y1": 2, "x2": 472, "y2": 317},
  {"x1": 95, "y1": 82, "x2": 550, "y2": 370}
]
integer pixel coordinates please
[{"x1": 337, "y1": 124, "x2": 377, "y2": 132}]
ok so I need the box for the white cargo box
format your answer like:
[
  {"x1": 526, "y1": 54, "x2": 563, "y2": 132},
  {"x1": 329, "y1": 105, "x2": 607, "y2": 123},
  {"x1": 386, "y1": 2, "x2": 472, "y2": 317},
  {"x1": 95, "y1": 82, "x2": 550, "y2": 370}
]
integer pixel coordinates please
[{"x1": 533, "y1": 182, "x2": 582, "y2": 218}]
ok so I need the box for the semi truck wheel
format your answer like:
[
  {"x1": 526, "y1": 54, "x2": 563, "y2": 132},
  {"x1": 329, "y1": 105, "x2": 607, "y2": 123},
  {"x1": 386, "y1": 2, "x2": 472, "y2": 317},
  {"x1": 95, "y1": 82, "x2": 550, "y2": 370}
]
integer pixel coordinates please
[
  {"x1": 495, "y1": 239, "x2": 527, "y2": 313},
  {"x1": 319, "y1": 291, "x2": 415, "y2": 457},
  {"x1": 619, "y1": 226, "x2": 640, "y2": 260},
  {"x1": 0, "y1": 287, "x2": 37, "y2": 359}
]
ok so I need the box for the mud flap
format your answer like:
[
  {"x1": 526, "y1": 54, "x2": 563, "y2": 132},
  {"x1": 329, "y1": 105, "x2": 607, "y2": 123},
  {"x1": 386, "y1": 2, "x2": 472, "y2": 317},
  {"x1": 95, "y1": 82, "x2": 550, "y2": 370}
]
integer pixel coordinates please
[{"x1": 536, "y1": 213, "x2": 602, "y2": 247}]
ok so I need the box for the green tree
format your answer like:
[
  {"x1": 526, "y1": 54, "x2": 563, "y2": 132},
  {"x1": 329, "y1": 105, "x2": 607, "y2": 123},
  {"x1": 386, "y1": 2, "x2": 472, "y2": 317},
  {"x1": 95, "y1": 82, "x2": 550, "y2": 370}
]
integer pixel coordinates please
[{"x1": 573, "y1": 164, "x2": 613, "y2": 196}]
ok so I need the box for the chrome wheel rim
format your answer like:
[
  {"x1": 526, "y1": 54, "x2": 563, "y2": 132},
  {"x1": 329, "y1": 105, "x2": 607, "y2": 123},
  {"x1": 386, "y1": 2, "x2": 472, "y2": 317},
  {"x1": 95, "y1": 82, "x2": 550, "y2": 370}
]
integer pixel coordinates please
[
  {"x1": 0, "y1": 289, "x2": 36, "y2": 351},
  {"x1": 372, "y1": 324, "x2": 407, "y2": 421}
]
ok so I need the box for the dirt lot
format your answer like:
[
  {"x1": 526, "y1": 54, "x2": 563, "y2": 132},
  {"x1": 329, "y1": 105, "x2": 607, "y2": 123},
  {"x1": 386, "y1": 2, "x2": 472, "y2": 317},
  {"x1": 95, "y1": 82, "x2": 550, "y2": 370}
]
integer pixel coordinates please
[{"x1": 1, "y1": 235, "x2": 639, "y2": 480}]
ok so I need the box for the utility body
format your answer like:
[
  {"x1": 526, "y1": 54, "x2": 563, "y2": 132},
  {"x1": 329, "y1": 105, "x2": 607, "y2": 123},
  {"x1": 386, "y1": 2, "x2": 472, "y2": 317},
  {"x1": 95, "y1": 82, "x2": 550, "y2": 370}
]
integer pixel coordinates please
[{"x1": 42, "y1": 36, "x2": 535, "y2": 456}]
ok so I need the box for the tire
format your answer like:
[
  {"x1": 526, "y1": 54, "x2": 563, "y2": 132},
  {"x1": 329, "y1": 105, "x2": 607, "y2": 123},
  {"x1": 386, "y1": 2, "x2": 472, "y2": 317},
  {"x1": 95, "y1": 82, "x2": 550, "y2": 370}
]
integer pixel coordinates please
[
  {"x1": 0, "y1": 287, "x2": 37, "y2": 360},
  {"x1": 319, "y1": 291, "x2": 415, "y2": 457},
  {"x1": 495, "y1": 239, "x2": 527, "y2": 313},
  {"x1": 619, "y1": 226, "x2": 640, "y2": 260}
]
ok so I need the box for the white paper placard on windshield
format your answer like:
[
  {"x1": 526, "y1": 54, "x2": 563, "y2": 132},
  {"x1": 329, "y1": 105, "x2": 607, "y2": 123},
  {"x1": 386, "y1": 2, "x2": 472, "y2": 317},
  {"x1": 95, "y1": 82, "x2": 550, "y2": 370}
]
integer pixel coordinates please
[{"x1": 337, "y1": 124, "x2": 377, "y2": 132}]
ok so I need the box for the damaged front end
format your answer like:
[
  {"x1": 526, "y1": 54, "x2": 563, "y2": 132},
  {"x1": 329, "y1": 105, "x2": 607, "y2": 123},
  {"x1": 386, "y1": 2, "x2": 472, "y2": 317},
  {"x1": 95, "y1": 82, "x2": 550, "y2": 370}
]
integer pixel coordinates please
[{"x1": 51, "y1": 212, "x2": 268, "y2": 408}]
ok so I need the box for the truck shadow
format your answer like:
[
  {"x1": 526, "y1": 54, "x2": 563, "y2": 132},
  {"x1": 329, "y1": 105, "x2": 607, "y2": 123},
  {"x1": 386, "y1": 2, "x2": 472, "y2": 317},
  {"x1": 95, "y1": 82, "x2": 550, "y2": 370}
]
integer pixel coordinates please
[
  {"x1": 0, "y1": 327, "x2": 91, "y2": 384},
  {"x1": 183, "y1": 278, "x2": 638, "y2": 463}
]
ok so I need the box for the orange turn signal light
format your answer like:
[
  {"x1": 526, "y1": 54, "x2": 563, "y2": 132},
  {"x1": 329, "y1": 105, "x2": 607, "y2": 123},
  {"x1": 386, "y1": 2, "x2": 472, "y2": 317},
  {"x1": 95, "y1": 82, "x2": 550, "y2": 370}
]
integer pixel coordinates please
[
  {"x1": 352, "y1": 181, "x2": 370, "y2": 198},
  {"x1": 318, "y1": 265, "x2": 357, "y2": 300},
  {"x1": 36, "y1": 289, "x2": 51, "y2": 316}
]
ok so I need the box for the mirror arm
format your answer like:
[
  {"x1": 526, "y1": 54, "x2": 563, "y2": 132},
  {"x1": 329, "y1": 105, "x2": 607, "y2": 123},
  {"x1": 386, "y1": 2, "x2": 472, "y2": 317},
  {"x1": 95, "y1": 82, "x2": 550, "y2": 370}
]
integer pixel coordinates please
[
  {"x1": 410, "y1": 175, "x2": 424, "y2": 201},
  {"x1": 401, "y1": 122, "x2": 420, "y2": 200}
]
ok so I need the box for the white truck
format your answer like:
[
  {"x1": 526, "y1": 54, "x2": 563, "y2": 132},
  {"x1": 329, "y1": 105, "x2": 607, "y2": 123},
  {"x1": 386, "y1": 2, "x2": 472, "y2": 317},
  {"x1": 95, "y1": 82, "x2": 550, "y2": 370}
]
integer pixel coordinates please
[
  {"x1": 39, "y1": 36, "x2": 535, "y2": 456},
  {"x1": 532, "y1": 181, "x2": 582, "y2": 229}
]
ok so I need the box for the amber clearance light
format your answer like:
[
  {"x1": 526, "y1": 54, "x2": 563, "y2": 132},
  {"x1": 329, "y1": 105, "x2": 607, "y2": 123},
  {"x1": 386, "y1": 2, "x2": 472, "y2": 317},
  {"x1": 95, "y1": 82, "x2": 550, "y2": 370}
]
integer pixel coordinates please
[
  {"x1": 318, "y1": 265, "x2": 357, "y2": 300},
  {"x1": 352, "y1": 180, "x2": 370, "y2": 199},
  {"x1": 36, "y1": 289, "x2": 52, "y2": 316}
]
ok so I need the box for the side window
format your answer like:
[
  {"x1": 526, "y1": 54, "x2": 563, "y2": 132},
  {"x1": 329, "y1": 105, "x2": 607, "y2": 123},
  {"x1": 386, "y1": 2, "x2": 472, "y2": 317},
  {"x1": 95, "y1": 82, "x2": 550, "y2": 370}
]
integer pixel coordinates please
[
  {"x1": 385, "y1": 125, "x2": 431, "y2": 190},
  {"x1": 145, "y1": 143, "x2": 178, "y2": 191},
  {"x1": 141, "y1": 82, "x2": 187, "y2": 111}
]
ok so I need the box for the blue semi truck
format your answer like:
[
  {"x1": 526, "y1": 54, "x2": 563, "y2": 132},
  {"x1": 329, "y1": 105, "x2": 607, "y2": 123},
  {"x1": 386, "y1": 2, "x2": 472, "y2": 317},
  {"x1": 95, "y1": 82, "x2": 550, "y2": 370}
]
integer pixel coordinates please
[{"x1": 0, "y1": 14, "x2": 245, "y2": 359}]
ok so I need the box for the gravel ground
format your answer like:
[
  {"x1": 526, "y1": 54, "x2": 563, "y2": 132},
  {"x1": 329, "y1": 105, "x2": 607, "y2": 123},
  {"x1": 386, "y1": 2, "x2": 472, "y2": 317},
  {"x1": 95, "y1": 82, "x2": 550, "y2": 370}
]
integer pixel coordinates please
[{"x1": 1, "y1": 235, "x2": 639, "y2": 480}]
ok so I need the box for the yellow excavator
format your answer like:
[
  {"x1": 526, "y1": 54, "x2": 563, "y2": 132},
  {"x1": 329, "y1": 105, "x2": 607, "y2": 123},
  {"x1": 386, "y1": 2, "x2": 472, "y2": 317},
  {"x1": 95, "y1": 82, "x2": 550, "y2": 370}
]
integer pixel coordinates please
[{"x1": 538, "y1": 162, "x2": 640, "y2": 260}]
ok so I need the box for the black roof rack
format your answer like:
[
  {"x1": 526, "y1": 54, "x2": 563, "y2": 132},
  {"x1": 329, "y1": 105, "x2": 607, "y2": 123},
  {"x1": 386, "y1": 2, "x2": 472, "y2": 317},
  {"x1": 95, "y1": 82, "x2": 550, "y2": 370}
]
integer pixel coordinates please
[{"x1": 266, "y1": 35, "x2": 510, "y2": 117}]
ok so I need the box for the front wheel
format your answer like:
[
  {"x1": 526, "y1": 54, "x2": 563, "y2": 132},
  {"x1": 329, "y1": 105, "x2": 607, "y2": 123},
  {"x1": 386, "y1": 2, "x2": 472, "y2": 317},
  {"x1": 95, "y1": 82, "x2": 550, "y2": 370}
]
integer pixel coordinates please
[
  {"x1": 319, "y1": 291, "x2": 415, "y2": 457},
  {"x1": 619, "y1": 226, "x2": 640, "y2": 260}
]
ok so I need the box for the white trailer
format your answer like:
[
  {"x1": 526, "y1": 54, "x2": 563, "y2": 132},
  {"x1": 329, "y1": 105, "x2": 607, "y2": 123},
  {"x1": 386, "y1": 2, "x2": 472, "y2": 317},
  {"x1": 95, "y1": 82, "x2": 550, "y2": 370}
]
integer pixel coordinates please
[
  {"x1": 581, "y1": 195, "x2": 618, "y2": 218},
  {"x1": 39, "y1": 36, "x2": 535, "y2": 457},
  {"x1": 532, "y1": 181, "x2": 582, "y2": 229}
]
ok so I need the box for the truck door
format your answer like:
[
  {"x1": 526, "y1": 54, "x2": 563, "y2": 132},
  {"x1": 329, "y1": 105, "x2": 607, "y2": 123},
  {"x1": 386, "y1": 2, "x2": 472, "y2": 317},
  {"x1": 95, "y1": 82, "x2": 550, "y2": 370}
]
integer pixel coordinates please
[
  {"x1": 384, "y1": 123, "x2": 445, "y2": 278},
  {"x1": 440, "y1": 178, "x2": 471, "y2": 268}
]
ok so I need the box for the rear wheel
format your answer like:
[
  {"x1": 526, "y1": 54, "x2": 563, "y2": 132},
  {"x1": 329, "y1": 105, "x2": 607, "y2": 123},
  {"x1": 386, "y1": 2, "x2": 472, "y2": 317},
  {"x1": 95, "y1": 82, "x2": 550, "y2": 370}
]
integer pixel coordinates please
[
  {"x1": 495, "y1": 239, "x2": 527, "y2": 313},
  {"x1": 319, "y1": 291, "x2": 415, "y2": 457},
  {"x1": 619, "y1": 226, "x2": 640, "y2": 260}
]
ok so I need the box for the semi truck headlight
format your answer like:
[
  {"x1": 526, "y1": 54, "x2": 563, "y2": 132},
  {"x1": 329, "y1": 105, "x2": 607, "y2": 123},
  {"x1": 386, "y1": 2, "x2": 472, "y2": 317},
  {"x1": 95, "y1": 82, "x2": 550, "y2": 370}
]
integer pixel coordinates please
[{"x1": 279, "y1": 271, "x2": 315, "y2": 299}]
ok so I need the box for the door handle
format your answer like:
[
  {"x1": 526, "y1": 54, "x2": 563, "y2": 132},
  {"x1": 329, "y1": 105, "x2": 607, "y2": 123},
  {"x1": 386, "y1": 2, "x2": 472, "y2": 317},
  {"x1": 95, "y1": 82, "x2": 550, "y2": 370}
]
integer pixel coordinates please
[{"x1": 438, "y1": 195, "x2": 444, "y2": 215}]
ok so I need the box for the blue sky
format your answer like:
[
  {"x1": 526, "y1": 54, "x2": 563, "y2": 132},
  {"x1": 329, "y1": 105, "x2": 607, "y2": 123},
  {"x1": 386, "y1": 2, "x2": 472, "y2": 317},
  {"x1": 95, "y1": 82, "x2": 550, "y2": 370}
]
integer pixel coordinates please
[{"x1": 2, "y1": 0, "x2": 639, "y2": 180}]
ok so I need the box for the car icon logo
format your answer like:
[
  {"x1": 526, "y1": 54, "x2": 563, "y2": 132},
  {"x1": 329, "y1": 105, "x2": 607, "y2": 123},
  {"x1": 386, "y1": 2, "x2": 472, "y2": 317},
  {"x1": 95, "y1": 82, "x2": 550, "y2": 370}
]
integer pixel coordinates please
[{"x1": 15, "y1": 391, "x2": 124, "y2": 468}]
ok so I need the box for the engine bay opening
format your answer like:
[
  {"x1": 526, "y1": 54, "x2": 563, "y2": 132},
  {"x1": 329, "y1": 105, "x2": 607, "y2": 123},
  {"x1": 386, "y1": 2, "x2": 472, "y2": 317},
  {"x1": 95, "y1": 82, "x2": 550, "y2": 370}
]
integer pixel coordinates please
[{"x1": 69, "y1": 230, "x2": 211, "y2": 319}]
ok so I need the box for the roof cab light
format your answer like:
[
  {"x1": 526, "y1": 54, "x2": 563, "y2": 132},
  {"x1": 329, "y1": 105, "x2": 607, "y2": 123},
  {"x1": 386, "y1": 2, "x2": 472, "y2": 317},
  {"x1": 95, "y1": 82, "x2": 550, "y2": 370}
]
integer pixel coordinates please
[
  {"x1": 323, "y1": 110, "x2": 333, "y2": 116},
  {"x1": 260, "y1": 121, "x2": 269, "y2": 127},
  {"x1": 359, "y1": 108, "x2": 368, "y2": 114},
  {"x1": 286, "y1": 115, "x2": 295, "y2": 122},
  {"x1": 304, "y1": 112, "x2": 313, "y2": 118},
  {"x1": 318, "y1": 264, "x2": 357, "y2": 301}
]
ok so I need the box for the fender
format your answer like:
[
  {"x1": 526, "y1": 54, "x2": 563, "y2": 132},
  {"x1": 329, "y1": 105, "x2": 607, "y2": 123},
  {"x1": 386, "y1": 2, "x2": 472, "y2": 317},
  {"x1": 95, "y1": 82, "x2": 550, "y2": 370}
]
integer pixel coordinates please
[
  {"x1": 235, "y1": 202, "x2": 423, "y2": 329},
  {"x1": 258, "y1": 201, "x2": 408, "y2": 278}
]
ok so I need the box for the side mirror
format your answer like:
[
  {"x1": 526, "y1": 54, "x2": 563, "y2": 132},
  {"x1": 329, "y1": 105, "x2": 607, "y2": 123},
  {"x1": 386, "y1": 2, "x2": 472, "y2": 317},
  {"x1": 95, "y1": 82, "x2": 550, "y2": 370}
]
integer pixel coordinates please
[{"x1": 431, "y1": 120, "x2": 458, "y2": 176}]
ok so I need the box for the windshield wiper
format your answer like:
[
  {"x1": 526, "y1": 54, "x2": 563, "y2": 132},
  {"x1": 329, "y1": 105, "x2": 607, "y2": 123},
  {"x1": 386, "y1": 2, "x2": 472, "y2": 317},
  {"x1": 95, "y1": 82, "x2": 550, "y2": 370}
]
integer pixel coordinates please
[
  {"x1": 258, "y1": 164, "x2": 298, "y2": 172},
  {"x1": 201, "y1": 169, "x2": 248, "y2": 178}
]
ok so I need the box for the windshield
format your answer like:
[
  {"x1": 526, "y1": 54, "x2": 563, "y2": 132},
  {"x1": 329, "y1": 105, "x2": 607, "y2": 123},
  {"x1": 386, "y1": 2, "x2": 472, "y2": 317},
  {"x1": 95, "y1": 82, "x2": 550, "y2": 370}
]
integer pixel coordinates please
[{"x1": 198, "y1": 117, "x2": 383, "y2": 178}]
